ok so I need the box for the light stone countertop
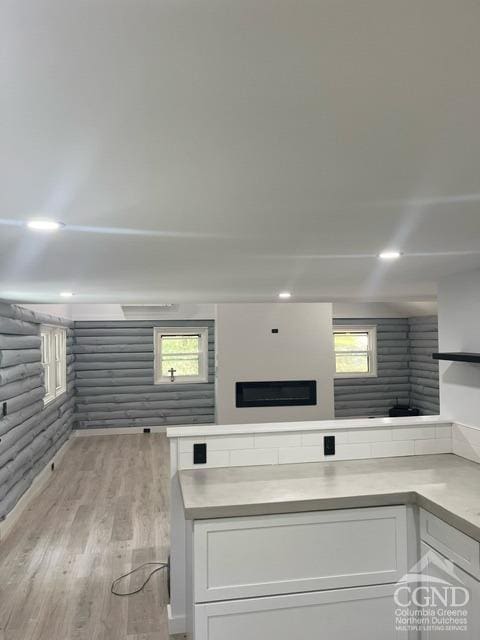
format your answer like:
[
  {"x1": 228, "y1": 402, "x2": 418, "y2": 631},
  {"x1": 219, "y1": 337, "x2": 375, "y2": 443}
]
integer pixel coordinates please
[
  {"x1": 167, "y1": 414, "x2": 449, "y2": 438},
  {"x1": 178, "y1": 454, "x2": 480, "y2": 541}
]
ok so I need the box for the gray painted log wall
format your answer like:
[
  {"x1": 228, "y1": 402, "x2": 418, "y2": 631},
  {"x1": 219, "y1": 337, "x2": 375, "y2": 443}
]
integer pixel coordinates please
[
  {"x1": 0, "y1": 305, "x2": 438, "y2": 518},
  {"x1": 333, "y1": 318, "x2": 411, "y2": 418},
  {"x1": 408, "y1": 315, "x2": 440, "y2": 415},
  {"x1": 0, "y1": 301, "x2": 74, "y2": 521},
  {"x1": 73, "y1": 320, "x2": 215, "y2": 429},
  {"x1": 333, "y1": 316, "x2": 439, "y2": 418}
]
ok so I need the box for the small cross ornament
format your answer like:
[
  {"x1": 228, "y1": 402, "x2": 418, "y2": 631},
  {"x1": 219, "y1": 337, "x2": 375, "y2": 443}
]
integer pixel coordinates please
[{"x1": 168, "y1": 367, "x2": 176, "y2": 382}]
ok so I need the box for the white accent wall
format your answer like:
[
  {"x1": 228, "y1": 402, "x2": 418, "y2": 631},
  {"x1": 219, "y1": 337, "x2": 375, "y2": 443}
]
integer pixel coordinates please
[
  {"x1": 438, "y1": 267, "x2": 480, "y2": 427},
  {"x1": 215, "y1": 303, "x2": 335, "y2": 424}
]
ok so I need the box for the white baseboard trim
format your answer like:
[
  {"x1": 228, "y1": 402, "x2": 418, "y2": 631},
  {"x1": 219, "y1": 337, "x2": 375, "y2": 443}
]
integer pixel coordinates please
[
  {"x1": 74, "y1": 426, "x2": 167, "y2": 436},
  {"x1": 167, "y1": 604, "x2": 186, "y2": 635},
  {"x1": 0, "y1": 435, "x2": 74, "y2": 543}
]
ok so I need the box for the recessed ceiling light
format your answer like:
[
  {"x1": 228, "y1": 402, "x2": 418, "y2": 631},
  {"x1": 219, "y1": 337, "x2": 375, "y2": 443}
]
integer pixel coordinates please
[
  {"x1": 378, "y1": 250, "x2": 402, "y2": 260},
  {"x1": 27, "y1": 218, "x2": 64, "y2": 231},
  {"x1": 60, "y1": 292, "x2": 73, "y2": 298},
  {"x1": 278, "y1": 291, "x2": 292, "y2": 299}
]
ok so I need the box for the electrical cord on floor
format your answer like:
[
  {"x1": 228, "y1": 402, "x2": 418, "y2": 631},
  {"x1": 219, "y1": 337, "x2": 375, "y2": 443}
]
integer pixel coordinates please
[{"x1": 111, "y1": 561, "x2": 169, "y2": 596}]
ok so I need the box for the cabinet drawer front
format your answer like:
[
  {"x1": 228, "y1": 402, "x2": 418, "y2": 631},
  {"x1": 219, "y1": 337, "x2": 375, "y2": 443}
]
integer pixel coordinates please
[
  {"x1": 420, "y1": 542, "x2": 480, "y2": 640},
  {"x1": 195, "y1": 584, "x2": 407, "y2": 640},
  {"x1": 194, "y1": 506, "x2": 407, "y2": 602},
  {"x1": 420, "y1": 510, "x2": 480, "y2": 580}
]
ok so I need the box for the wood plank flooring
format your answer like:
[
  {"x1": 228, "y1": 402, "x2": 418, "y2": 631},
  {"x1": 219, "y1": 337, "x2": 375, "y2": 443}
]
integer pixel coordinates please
[{"x1": 0, "y1": 434, "x2": 185, "y2": 640}]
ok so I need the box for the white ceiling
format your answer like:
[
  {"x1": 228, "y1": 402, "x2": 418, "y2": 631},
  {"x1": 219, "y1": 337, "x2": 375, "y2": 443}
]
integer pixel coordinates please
[{"x1": 1, "y1": 0, "x2": 480, "y2": 303}]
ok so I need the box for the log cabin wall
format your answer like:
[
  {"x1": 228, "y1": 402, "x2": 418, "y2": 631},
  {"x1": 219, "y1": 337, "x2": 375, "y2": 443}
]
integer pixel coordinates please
[
  {"x1": 333, "y1": 316, "x2": 440, "y2": 418},
  {"x1": 0, "y1": 301, "x2": 74, "y2": 521},
  {"x1": 408, "y1": 315, "x2": 440, "y2": 415},
  {"x1": 0, "y1": 304, "x2": 438, "y2": 520},
  {"x1": 73, "y1": 320, "x2": 215, "y2": 430}
]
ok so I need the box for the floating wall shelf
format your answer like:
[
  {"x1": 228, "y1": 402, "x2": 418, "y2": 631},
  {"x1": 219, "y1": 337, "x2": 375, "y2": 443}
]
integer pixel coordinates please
[{"x1": 433, "y1": 352, "x2": 480, "y2": 363}]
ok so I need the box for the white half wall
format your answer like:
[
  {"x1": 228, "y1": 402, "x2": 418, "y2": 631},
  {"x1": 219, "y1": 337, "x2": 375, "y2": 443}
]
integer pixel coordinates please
[
  {"x1": 215, "y1": 303, "x2": 335, "y2": 424},
  {"x1": 438, "y1": 267, "x2": 480, "y2": 427}
]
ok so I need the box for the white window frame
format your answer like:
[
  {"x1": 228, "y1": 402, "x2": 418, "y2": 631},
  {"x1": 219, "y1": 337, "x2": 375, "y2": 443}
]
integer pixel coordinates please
[
  {"x1": 333, "y1": 325, "x2": 378, "y2": 379},
  {"x1": 40, "y1": 325, "x2": 67, "y2": 404},
  {"x1": 154, "y1": 327, "x2": 209, "y2": 385}
]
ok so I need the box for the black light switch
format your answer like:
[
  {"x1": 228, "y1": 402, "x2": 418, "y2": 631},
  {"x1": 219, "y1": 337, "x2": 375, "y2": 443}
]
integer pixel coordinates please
[
  {"x1": 324, "y1": 435, "x2": 335, "y2": 456},
  {"x1": 193, "y1": 443, "x2": 207, "y2": 464}
]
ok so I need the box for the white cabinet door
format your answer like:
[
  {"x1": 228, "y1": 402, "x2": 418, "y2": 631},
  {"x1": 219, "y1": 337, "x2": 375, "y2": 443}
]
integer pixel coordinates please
[
  {"x1": 195, "y1": 584, "x2": 407, "y2": 640},
  {"x1": 420, "y1": 510, "x2": 480, "y2": 580},
  {"x1": 193, "y1": 506, "x2": 407, "y2": 602},
  {"x1": 420, "y1": 542, "x2": 480, "y2": 639}
]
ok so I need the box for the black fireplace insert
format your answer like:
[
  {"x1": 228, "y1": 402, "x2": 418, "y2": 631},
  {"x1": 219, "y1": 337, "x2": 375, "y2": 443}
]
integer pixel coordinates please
[{"x1": 235, "y1": 380, "x2": 317, "y2": 408}]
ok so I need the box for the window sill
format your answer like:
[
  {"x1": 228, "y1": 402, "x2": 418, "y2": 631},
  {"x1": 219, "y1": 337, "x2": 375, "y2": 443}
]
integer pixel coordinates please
[
  {"x1": 43, "y1": 389, "x2": 67, "y2": 406},
  {"x1": 154, "y1": 377, "x2": 208, "y2": 386},
  {"x1": 334, "y1": 372, "x2": 378, "y2": 380}
]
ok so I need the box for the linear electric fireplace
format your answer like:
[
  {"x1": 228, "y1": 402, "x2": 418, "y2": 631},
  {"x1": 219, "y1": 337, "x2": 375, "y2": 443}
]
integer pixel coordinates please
[{"x1": 236, "y1": 380, "x2": 317, "y2": 408}]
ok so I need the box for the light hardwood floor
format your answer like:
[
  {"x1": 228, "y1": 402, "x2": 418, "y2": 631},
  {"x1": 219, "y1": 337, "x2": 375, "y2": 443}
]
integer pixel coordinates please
[{"x1": 0, "y1": 434, "x2": 186, "y2": 640}]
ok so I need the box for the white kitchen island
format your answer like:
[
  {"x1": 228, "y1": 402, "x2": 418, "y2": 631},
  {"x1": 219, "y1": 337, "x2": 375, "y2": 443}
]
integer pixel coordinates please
[
  {"x1": 187, "y1": 505, "x2": 408, "y2": 639},
  {"x1": 166, "y1": 415, "x2": 454, "y2": 634},
  {"x1": 178, "y1": 453, "x2": 480, "y2": 639}
]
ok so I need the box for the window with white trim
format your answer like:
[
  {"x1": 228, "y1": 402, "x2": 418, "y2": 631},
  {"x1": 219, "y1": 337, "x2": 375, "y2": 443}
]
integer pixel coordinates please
[
  {"x1": 40, "y1": 325, "x2": 67, "y2": 404},
  {"x1": 154, "y1": 327, "x2": 208, "y2": 384},
  {"x1": 333, "y1": 325, "x2": 377, "y2": 378}
]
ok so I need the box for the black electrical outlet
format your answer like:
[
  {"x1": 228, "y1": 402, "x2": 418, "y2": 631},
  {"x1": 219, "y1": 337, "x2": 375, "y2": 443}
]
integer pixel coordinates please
[
  {"x1": 324, "y1": 435, "x2": 335, "y2": 456},
  {"x1": 193, "y1": 443, "x2": 207, "y2": 464},
  {"x1": 143, "y1": 428, "x2": 151, "y2": 434},
  {"x1": 167, "y1": 554, "x2": 171, "y2": 599},
  {"x1": 2, "y1": 402, "x2": 7, "y2": 417},
  {"x1": 271, "y1": 328, "x2": 279, "y2": 334}
]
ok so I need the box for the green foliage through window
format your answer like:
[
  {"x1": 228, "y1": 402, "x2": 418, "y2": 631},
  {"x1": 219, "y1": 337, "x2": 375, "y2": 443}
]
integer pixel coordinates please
[
  {"x1": 160, "y1": 334, "x2": 201, "y2": 378},
  {"x1": 335, "y1": 353, "x2": 369, "y2": 373},
  {"x1": 161, "y1": 335, "x2": 199, "y2": 355},
  {"x1": 334, "y1": 332, "x2": 368, "y2": 352},
  {"x1": 334, "y1": 330, "x2": 374, "y2": 375}
]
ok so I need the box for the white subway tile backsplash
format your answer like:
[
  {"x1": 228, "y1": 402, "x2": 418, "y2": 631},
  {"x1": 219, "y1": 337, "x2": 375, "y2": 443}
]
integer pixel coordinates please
[
  {"x1": 230, "y1": 448, "x2": 278, "y2": 466},
  {"x1": 301, "y1": 431, "x2": 349, "y2": 446},
  {"x1": 348, "y1": 429, "x2": 392, "y2": 444},
  {"x1": 435, "y1": 425, "x2": 452, "y2": 439},
  {"x1": 334, "y1": 443, "x2": 372, "y2": 460},
  {"x1": 179, "y1": 435, "x2": 254, "y2": 453},
  {"x1": 452, "y1": 424, "x2": 480, "y2": 464},
  {"x1": 255, "y1": 433, "x2": 302, "y2": 448},
  {"x1": 392, "y1": 426, "x2": 436, "y2": 441},
  {"x1": 178, "y1": 450, "x2": 230, "y2": 470},
  {"x1": 453, "y1": 424, "x2": 480, "y2": 449},
  {"x1": 414, "y1": 438, "x2": 452, "y2": 455},
  {"x1": 453, "y1": 440, "x2": 480, "y2": 464},
  {"x1": 371, "y1": 441, "x2": 414, "y2": 458},
  {"x1": 279, "y1": 446, "x2": 325, "y2": 464},
  {"x1": 174, "y1": 421, "x2": 459, "y2": 471}
]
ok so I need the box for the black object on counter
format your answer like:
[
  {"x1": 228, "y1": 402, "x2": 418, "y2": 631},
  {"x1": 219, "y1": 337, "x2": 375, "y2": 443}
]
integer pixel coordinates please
[{"x1": 389, "y1": 405, "x2": 420, "y2": 417}]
